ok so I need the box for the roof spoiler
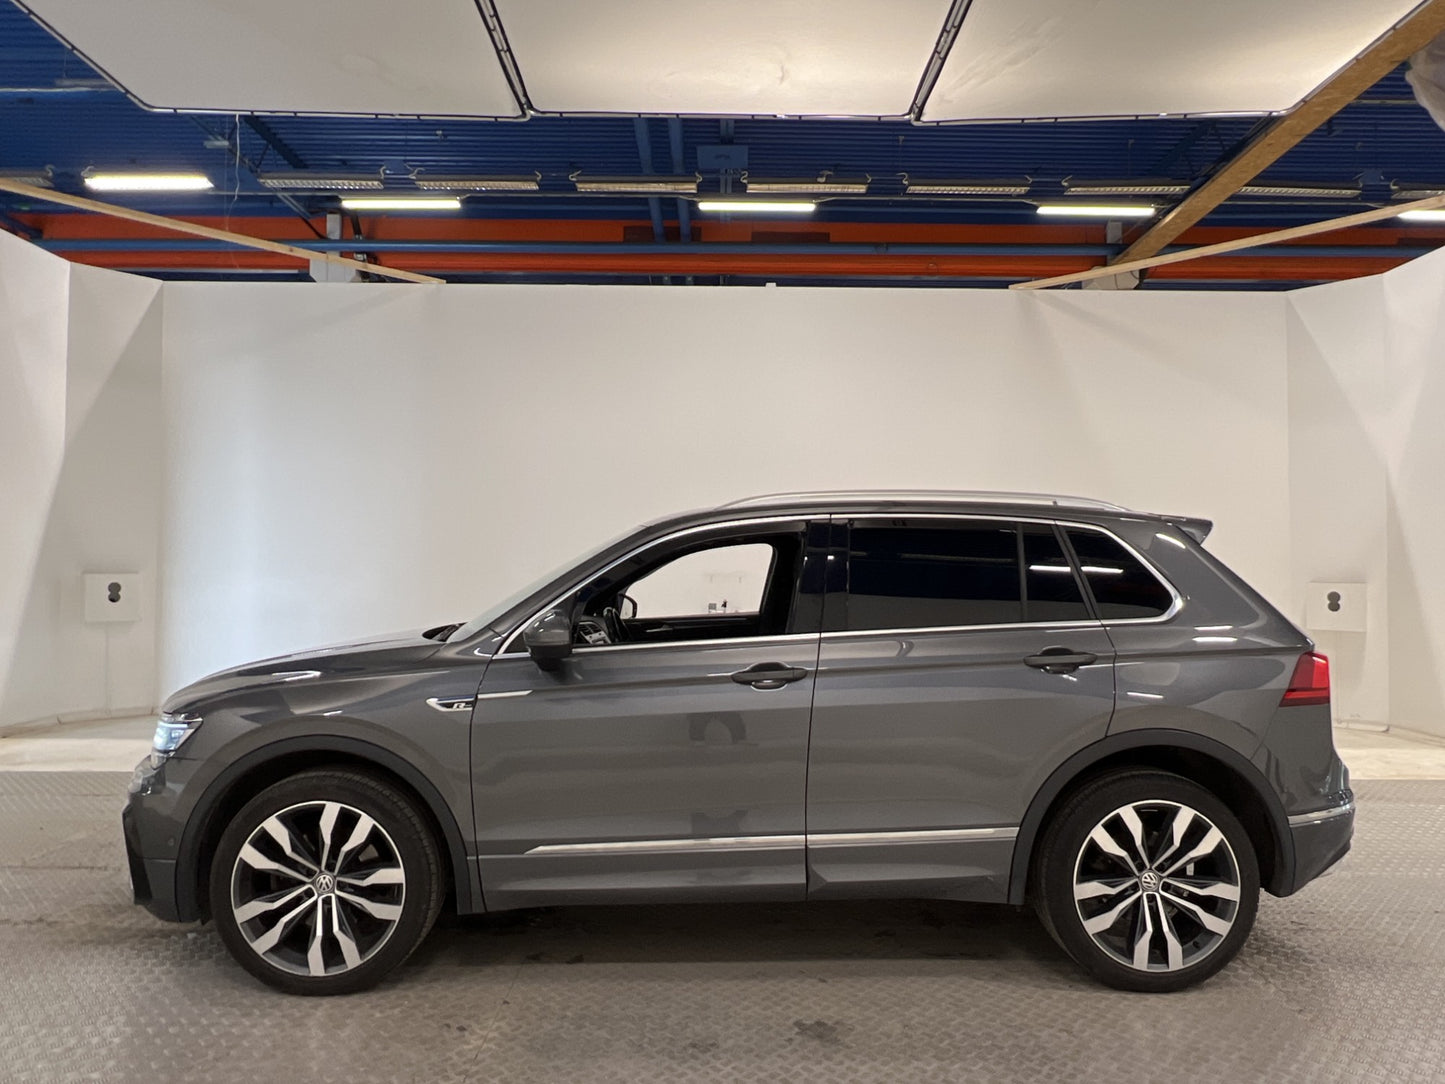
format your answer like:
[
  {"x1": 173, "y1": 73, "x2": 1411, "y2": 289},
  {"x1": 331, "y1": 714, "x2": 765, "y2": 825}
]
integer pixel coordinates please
[{"x1": 1160, "y1": 515, "x2": 1213, "y2": 544}]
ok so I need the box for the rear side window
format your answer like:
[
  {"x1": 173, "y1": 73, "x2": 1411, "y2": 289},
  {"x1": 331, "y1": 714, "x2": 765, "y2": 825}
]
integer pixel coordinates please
[
  {"x1": 841, "y1": 524, "x2": 1022, "y2": 631},
  {"x1": 1066, "y1": 528, "x2": 1174, "y2": 620},
  {"x1": 1022, "y1": 525, "x2": 1091, "y2": 622}
]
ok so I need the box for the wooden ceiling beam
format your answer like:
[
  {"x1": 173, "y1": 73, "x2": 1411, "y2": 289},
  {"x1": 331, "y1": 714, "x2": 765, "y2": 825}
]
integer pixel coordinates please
[
  {"x1": 1112, "y1": 0, "x2": 1445, "y2": 265},
  {"x1": 1012, "y1": 193, "x2": 1445, "y2": 290},
  {"x1": 0, "y1": 179, "x2": 443, "y2": 284}
]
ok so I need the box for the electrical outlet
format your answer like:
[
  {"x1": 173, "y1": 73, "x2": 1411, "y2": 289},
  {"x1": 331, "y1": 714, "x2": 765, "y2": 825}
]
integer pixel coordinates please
[
  {"x1": 1304, "y1": 581, "x2": 1365, "y2": 633},
  {"x1": 83, "y1": 573, "x2": 141, "y2": 623}
]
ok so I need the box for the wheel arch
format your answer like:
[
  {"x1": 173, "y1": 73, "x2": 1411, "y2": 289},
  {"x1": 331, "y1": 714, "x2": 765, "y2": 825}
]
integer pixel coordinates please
[
  {"x1": 1008, "y1": 730, "x2": 1293, "y2": 905},
  {"x1": 175, "y1": 736, "x2": 478, "y2": 922}
]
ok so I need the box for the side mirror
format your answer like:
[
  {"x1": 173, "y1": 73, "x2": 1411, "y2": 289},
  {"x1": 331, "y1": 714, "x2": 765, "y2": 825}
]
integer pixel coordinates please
[{"x1": 523, "y1": 609, "x2": 573, "y2": 671}]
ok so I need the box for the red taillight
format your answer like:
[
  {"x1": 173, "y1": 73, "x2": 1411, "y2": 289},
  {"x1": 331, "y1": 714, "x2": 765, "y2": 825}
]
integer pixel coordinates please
[{"x1": 1281, "y1": 651, "x2": 1330, "y2": 707}]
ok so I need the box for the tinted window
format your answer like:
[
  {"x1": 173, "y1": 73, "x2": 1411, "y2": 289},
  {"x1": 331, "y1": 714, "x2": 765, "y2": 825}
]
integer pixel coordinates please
[
  {"x1": 842, "y1": 524, "x2": 1022, "y2": 631},
  {"x1": 1066, "y1": 528, "x2": 1174, "y2": 620},
  {"x1": 1023, "y1": 525, "x2": 1091, "y2": 622}
]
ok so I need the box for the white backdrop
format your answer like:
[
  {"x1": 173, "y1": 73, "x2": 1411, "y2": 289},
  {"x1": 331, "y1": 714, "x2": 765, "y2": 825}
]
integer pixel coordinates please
[
  {"x1": 6, "y1": 231, "x2": 1445, "y2": 738},
  {"x1": 157, "y1": 283, "x2": 1290, "y2": 692}
]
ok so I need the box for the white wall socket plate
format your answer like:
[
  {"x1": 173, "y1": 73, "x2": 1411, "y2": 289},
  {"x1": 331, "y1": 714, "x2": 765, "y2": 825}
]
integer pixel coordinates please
[
  {"x1": 84, "y1": 573, "x2": 141, "y2": 623},
  {"x1": 1305, "y1": 581, "x2": 1366, "y2": 633}
]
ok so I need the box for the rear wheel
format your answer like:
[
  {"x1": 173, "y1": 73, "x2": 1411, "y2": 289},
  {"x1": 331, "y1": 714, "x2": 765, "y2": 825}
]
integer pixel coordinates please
[
  {"x1": 1033, "y1": 769, "x2": 1259, "y2": 992},
  {"x1": 209, "y1": 769, "x2": 444, "y2": 995}
]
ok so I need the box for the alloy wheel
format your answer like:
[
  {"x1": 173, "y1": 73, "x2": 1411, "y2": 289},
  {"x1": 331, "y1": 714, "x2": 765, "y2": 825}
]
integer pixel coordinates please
[
  {"x1": 1071, "y1": 799, "x2": 1241, "y2": 973},
  {"x1": 229, "y1": 800, "x2": 407, "y2": 977}
]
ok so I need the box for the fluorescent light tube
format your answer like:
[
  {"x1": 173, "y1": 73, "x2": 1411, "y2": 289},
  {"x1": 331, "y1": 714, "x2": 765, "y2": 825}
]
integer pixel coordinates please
[
  {"x1": 84, "y1": 171, "x2": 213, "y2": 193},
  {"x1": 1036, "y1": 204, "x2": 1156, "y2": 219},
  {"x1": 744, "y1": 177, "x2": 870, "y2": 195},
  {"x1": 339, "y1": 196, "x2": 463, "y2": 212},
  {"x1": 696, "y1": 200, "x2": 816, "y2": 214},
  {"x1": 1399, "y1": 209, "x2": 1445, "y2": 222}
]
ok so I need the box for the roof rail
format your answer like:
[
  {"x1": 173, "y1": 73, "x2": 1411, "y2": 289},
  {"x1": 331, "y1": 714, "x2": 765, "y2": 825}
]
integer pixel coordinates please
[{"x1": 720, "y1": 490, "x2": 1131, "y2": 511}]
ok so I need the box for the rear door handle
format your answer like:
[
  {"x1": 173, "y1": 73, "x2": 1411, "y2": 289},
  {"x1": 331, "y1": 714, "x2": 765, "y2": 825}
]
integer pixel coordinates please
[
  {"x1": 730, "y1": 663, "x2": 810, "y2": 689},
  {"x1": 1023, "y1": 647, "x2": 1099, "y2": 674}
]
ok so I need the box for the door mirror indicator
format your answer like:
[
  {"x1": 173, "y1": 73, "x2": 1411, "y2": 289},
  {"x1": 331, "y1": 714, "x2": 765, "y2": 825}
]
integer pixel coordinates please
[{"x1": 524, "y1": 609, "x2": 573, "y2": 671}]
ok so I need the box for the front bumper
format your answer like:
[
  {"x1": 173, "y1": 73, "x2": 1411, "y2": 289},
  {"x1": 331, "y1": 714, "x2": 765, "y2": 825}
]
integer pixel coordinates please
[
  {"x1": 122, "y1": 756, "x2": 188, "y2": 922},
  {"x1": 1286, "y1": 791, "x2": 1354, "y2": 892}
]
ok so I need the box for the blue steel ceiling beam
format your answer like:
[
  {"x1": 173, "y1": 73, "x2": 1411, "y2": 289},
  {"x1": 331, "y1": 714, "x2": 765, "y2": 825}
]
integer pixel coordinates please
[
  {"x1": 668, "y1": 117, "x2": 692, "y2": 243},
  {"x1": 188, "y1": 116, "x2": 321, "y2": 236},
  {"x1": 632, "y1": 117, "x2": 666, "y2": 245}
]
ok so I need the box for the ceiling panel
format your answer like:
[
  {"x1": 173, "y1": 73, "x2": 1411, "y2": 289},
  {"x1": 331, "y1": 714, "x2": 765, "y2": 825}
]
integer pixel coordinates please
[
  {"x1": 495, "y1": 0, "x2": 953, "y2": 117},
  {"x1": 17, "y1": 0, "x2": 521, "y2": 117},
  {"x1": 922, "y1": 0, "x2": 1426, "y2": 122}
]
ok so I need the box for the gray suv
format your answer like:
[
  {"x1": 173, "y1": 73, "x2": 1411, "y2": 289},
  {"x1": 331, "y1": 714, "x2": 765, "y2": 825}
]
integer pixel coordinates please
[{"x1": 123, "y1": 491, "x2": 1353, "y2": 995}]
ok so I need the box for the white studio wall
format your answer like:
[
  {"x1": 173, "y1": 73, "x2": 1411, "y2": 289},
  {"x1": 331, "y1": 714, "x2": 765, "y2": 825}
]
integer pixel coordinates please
[
  {"x1": 157, "y1": 282, "x2": 1290, "y2": 693},
  {"x1": 0, "y1": 232, "x2": 163, "y2": 729},
  {"x1": 1287, "y1": 245, "x2": 1445, "y2": 739},
  {"x1": 5, "y1": 231, "x2": 1444, "y2": 739}
]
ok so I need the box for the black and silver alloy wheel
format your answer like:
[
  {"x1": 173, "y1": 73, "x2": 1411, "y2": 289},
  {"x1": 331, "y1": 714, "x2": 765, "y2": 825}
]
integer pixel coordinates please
[
  {"x1": 230, "y1": 801, "x2": 406, "y2": 977},
  {"x1": 1034, "y1": 769, "x2": 1260, "y2": 993},
  {"x1": 210, "y1": 769, "x2": 443, "y2": 995},
  {"x1": 1072, "y1": 800, "x2": 1240, "y2": 973}
]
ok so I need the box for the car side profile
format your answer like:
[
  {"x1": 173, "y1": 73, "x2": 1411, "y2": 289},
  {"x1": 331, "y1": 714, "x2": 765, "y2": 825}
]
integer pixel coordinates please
[{"x1": 123, "y1": 491, "x2": 1354, "y2": 995}]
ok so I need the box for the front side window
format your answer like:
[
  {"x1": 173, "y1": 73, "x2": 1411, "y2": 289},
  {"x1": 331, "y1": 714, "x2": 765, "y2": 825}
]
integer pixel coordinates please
[
  {"x1": 837, "y1": 523, "x2": 1022, "y2": 631},
  {"x1": 1066, "y1": 528, "x2": 1174, "y2": 620},
  {"x1": 574, "y1": 528, "x2": 808, "y2": 646}
]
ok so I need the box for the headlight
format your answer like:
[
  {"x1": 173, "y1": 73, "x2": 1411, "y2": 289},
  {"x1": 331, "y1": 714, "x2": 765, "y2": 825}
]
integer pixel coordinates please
[{"x1": 150, "y1": 711, "x2": 202, "y2": 766}]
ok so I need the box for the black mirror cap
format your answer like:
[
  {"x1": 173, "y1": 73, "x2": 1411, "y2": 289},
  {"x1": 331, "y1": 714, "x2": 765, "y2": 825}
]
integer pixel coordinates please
[{"x1": 523, "y1": 609, "x2": 573, "y2": 671}]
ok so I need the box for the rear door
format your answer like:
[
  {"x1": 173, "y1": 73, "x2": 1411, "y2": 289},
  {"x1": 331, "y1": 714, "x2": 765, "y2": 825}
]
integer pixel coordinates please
[{"x1": 804, "y1": 516, "x2": 1116, "y2": 903}]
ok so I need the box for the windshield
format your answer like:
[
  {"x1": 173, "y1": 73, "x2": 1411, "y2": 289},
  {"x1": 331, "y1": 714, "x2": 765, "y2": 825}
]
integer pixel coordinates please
[{"x1": 447, "y1": 527, "x2": 639, "y2": 643}]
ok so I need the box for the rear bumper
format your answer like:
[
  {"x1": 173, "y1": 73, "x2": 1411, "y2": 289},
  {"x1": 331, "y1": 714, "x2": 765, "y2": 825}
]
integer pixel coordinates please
[{"x1": 1285, "y1": 792, "x2": 1354, "y2": 893}]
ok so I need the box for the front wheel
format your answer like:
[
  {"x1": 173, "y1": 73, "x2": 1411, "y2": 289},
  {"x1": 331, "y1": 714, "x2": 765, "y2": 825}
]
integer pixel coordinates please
[
  {"x1": 209, "y1": 769, "x2": 444, "y2": 995},
  {"x1": 1033, "y1": 769, "x2": 1260, "y2": 993}
]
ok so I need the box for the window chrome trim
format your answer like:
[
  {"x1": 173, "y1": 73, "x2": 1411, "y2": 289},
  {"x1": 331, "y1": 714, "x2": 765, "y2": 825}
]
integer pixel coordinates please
[
  {"x1": 1288, "y1": 800, "x2": 1355, "y2": 827},
  {"x1": 496, "y1": 513, "x2": 818, "y2": 657},
  {"x1": 522, "y1": 826, "x2": 1020, "y2": 857},
  {"x1": 838, "y1": 512, "x2": 1184, "y2": 629}
]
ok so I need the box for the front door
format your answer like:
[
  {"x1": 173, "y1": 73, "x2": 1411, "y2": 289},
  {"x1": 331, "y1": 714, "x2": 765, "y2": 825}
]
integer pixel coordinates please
[
  {"x1": 471, "y1": 518, "x2": 826, "y2": 910},
  {"x1": 805, "y1": 516, "x2": 1116, "y2": 903}
]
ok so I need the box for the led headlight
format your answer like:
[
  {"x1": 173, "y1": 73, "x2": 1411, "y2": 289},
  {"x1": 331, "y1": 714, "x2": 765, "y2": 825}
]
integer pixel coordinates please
[{"x1": 150, "y1": 711, "x2": 202, "y2": 767}]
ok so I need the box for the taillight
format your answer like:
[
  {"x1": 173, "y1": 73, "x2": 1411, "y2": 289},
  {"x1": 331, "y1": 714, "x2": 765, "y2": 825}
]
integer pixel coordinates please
[{"x1": 1281, "y1": 651, "x2": 1330, "y2": 707}]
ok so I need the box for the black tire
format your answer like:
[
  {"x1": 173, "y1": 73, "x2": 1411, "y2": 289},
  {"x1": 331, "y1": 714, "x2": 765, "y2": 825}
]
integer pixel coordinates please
[
  {"x1": 1032, "y1": 769, "x2": 1259, "y2": 993},
  {"x1": 209, "y1": 768, "x2": 444, "y2": 996}
]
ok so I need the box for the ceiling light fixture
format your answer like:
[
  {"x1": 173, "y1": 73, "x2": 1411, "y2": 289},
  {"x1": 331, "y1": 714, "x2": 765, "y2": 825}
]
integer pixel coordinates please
[
  {"x1": 1036, "y1": 203, "x2": 1156, "y2": 218},
  {"x1": 83, "y1": 171, "x2": 213, "y2": 193},
  {"x1": 744, "y1": 173, "x2": 870, "y2": 195},
  {"x1": 412, "y1": 173, "x2": 540, "y2": 191},
  {"x1": 1063, "y1": 180, "x2": 1189, "y2": 197},
  {"x1": 1399, "y1": 209, "x2": 1445, "y2": 223},
  {"x1": 695, "y1": 199, "x2": 816, "y2": 214},
  {"x1": 1236, "y1": 184, "x2": 1361, "y2": 199},
  {"x1": 0, "y1": 167, "x2": 54, "y2": 188},
  {"x1": 572, "y1": 173, "x2": 700, "y2": 194},
  {"x1": 339, "y1": 196, "x2": 463, "y2": 212},
  {"x1": 1391, "y1": 185, "x2": 1445, "y2": 200},
  {"x1": 257, "y1": 172, "x2": 384, "y2": 191},
  {"x1": 904, "y1": 179, "x2": 1031, "y2": 196}
]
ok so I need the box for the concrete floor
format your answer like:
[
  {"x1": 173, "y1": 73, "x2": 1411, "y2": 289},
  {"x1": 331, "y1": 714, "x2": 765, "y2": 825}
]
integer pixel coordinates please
[{"x1": 1, "y1": 724, "x2": 1443, "y2": 1083}]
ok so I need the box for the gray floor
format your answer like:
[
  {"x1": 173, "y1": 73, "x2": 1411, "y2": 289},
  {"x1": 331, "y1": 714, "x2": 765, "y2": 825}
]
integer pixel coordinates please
[{"x1": 2, "y1": 774, "x2": 1443, "y2": 1083}]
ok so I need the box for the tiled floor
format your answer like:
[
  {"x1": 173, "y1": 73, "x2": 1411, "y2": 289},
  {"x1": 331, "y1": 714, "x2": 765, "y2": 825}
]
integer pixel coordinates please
[
  {"x1": 0, "y1": 770, "x2": 1440, "y2": 1084},
  {"x1": 0, "y1": 720, "x2": 1442, "y2": 1082}
]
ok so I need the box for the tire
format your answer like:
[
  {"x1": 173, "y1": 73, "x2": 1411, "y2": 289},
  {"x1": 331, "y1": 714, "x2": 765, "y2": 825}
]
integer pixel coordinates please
[
  {"x1": 209, "y1": 768, "x2": 444, "y2": 996},
  {"x1": 1032, "y1": 769, "x2": 1259, "y2": 993}
]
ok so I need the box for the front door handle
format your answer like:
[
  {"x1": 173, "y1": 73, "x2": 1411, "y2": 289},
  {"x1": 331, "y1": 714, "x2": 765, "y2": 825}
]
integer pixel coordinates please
[
  {"x1": 1023, "y1": 647, "x2": 1099, "y2": 674},
  {"x1": 730, "y1": 663, "x2": 810, "y2": 689}
]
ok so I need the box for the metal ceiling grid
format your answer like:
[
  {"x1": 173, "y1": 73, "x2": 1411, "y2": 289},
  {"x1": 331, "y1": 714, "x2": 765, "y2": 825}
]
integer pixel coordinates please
[{"x1": 2, "y1": 0, "x2": 1444, "y2": 284}]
